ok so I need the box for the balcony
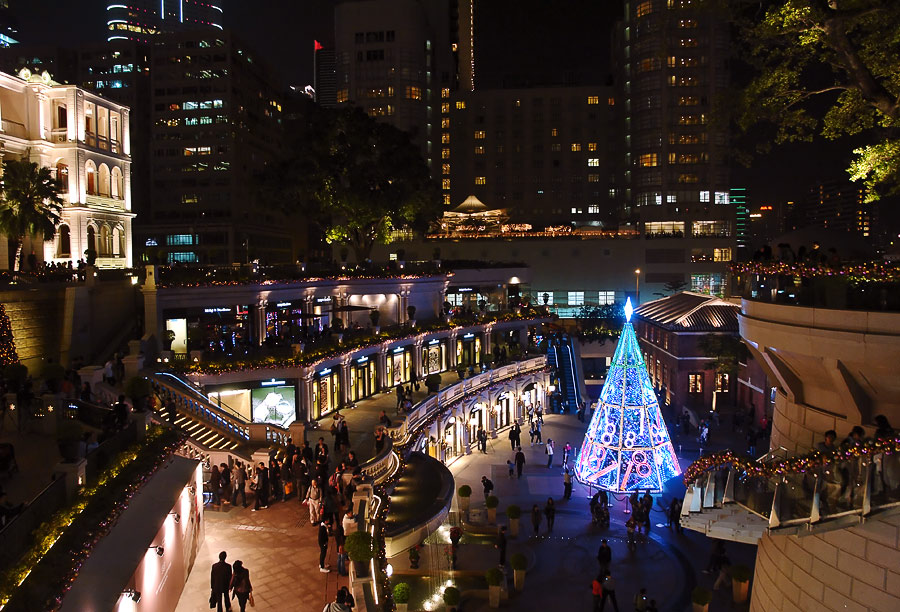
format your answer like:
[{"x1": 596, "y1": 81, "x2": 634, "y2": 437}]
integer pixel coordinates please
[
  {"x1": 85, "y1": 193, "x2": 126, "y2": 211},
  {"x1": 1, "y1": 118, "x2": 26, "y2": 139}
]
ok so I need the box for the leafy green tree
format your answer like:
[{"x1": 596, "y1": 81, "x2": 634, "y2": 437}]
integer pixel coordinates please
[
  {"x1": 654, "y1": 279, "x2": 688, "y2": 298},
  {"x1": 732, "y1": 0, "x2": 900, "y2": 200},
  {"x1": 261, "y1": 104, "x2": 440, "y2": 262},
  {"x1": 0, "y1": 159, "x2": 63, "y2": 270},
  {"x1": 697, "y1": 333, "x2": 749, "y2": 378}
]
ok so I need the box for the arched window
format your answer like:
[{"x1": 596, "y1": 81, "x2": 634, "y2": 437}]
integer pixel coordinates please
[
  {"x1": 111, "y1": 167, "x2": 124, "y2": 200},
  {"x1": 112, "y1": 227, "x2": 121, "y2": 256},
  {"x1": 98, "y1": 164, "x2": 111, "y2": 197},
  {"x1": 57, "y1": 225, "x2": 71, "y2": 257},
  {"x1": 99, "y1": 225, "x2": 111, "y2": 256},
  {"x1": 56, "y1": 162, "x2": 68, "y2": 194},
  {"x1": 86, "y1": 226, "x2": 96, "y2": 255},
  {"x1": 85, "y1": 161, "x2": 97, "y2": 195}
]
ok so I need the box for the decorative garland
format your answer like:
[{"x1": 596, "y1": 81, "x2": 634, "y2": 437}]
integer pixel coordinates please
[
  {"x1": 0, "y1": 426, "x2": 187, "y2": 611},
  {"x1": 683, "y1": 433, "x2": 900, "y2": 485},
  {"x1": 181, "y1": 313, "x2": 547, "y2": 376},
  {"x1": 0, "y1": 303, "x2": 19, "y2": 366},
  {"x1": 730, "y1": 261, "x2": 900, "y2": 283},
  {"x1": 156, "y1": 271, "x2": 441, "y2": 289}
]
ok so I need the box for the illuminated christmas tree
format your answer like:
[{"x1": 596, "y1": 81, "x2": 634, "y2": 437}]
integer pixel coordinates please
[
  {"x1": 574, "y1": 298, "x2": 680, "y2": 492},
  {"x1": 0, "y1": 303, "x2": 18, "y2": 366}
]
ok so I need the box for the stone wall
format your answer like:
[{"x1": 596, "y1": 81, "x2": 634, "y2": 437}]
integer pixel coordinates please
[
  {"x1": 752, "y1": 514, "x2": 900, "y2": 612},
  {"x1": 0, "y1": 286, "x2": 67, "y2": 370}
]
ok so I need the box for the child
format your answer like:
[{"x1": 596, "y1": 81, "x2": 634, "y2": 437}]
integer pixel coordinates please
[{"x1": 507, "y1": 459, "x2": 515, "y2": 478}]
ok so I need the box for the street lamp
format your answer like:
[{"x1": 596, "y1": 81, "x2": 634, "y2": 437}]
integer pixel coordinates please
[{"x1": 634, "y1": 269, "x2": 641, "y2": 304}]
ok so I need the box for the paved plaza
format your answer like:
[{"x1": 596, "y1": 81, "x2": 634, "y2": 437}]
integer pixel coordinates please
[{"x1": 174, "y1": 384, "x2": 756, "y2": 611}]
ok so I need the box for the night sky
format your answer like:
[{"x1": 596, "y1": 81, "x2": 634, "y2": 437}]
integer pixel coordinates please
[{"x1": 12, "y1": 0, "x2": 853, "y2": 206}]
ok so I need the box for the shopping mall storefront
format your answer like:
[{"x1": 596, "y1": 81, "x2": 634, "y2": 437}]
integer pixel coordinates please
[
  {"x1": 349, "y1": 354, "x2": 378, "y2": 402},
  {"x1": 165, "y1": 305, "x2": 251, "y2": 356},
  {"x1": 456, "y1": 332, "x2": 482, "y2": 369},
  {"x1": 422, "y1": 338, "x2": 449, "y2": 375},
  {"x1": 311, "y1": 367, "x2": 341, "y2": 419},
  {"x1": 386, "y1": 345, "x2": 412, "y2": 388}
]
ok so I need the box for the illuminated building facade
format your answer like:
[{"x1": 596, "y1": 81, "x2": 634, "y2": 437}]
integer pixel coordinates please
[
  {"x1": 106, "y1": 0, "x2": 223, "y2": 43},
  {"x1": 0, "y1": 69, "x2": 133, "y2": 268},
  {"x1": 800, "y1": 179, "x2": 874, "y2": 240}
]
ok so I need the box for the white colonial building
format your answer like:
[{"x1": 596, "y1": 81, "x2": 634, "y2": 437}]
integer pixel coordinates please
[{"x1": 0, "y1": 68, "x2": 133, "y2": 269}]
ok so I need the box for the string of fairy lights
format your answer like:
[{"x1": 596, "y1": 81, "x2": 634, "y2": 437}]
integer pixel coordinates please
[
  {"x1": 730, "y1": 260, "x2": 900, "y2": 283},
  {"x1": 0, "y1": 304, "x2": 20, "y2": 366},
  {"x1": 683, "y1": 434, "x2": 900, "y2": 485}
]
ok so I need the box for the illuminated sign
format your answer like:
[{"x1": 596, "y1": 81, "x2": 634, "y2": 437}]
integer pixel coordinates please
[
  {"x1": 316, "y1": 296, "x2": 332, "y2": 303},
  {"x1": 456, "y1": 287, "x2": 474, "y2": 292},
  {"x1": 261, "y1": 378, "x2": 286, "y2": 386},
  {"x1": 319, "y1": 368, "x2": 332, "y2": 376},
  {"x1": 428, "y1": 339, "x2": 440, "y2": 345},
  {"x1": 276, "y1": 302, "x2": 292, "y2": 308},
  {"x1": 393, "y1": 347, "x2": 406, "y2": 354},
  {"x1": 463, "y1": 333, "x2": 475, "y2": 339},
  {"x1": 203, "y1": 307, "x2": 231, "y2": 314},
  {"x1": 357, "y1": 356, "x2": 369, "y2": 364}
]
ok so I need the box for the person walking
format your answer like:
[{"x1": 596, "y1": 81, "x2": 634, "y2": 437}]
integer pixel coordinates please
[
  {"x1": 530, "y1": 504, "x2": 542, "y2": 537},
  {"x1": 596, "y1": 539, "x2": 612, "y2": 574},
  {"x1": 591, "y1": 572, "x2": 604, "y2": 612},
  {"x1": 515, "y1": 447, "x2": 526, "y2": 479},
  {"x1": 495, "y1": 525, "x2": 508, "y2": 567},
  {"x1": 219, "y1": 463, "x2": 232, "y2": 506},
  {"x1": 626, "y1": 517, "x2": 637, "y2": 551},
  {"x1": 535, "y1": 420, "x2": 543, "y2": 444},
  {"x1": 600, "y1": 571, "x2": 620, "y2": 612},
  {"x1": 305, "y1": 478, "x2": 322, "y2": 524},
  {"x1": 546, "y1": 439, "x2": 555, "y2": 468},
  {"x1": 334, "y1": 517, "x2": 348, "y2": 576},
  {"x1": 544, "y1": 497, "x2": 556, "y2": 533},
  {"x1": 477, "y1": 426, "x2": 488, "y2": 453},
  {"x1": 529, "y1": 423, "x2": 537, "y2": 446},
  {"x1": 563, "y1": 468, "x2": 573, "y2": 500},
  {"x1": 318, "y1": 520, "x2": 332, "y2": 573},
  {"x1": 210, "y1": 551, "x2": 232, "y2": 612},
  {"x1": 509, "y1": 422, "x2": 521, "y2": 451},
  {"x1": 562, "y1": 442, "x2": 572, "y2": 469},
  {"x1": 481, "y1": 475, "x2": 494, "y2": 500},
  {"x1": 232, "y1": 462, "x2": 248, "y2": 508},
  {"x1": 252, "y1": 462, "x2": 268, "y2": 511},
  {"x1": 228, "y1": 560, "x2": 253, "y2": 612}
]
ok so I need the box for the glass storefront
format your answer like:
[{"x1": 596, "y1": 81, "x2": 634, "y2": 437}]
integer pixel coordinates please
[
  {"x1": 349, "y1": 355, "x2": 378, "y2": 402},
  {"x1": 422, "y1": 339, "x2": 448, "y2": 375},
  {"x1": 312, "y1": 368, "x2": 341, "y2": 419},
  {"x1": 468, "y1": 403, "x2": 487, "y2": 444},
  {"x1": 496, "y1": 391, "x2": 513, "y2": 430},
  {"x1": 166, "y1": 305, "x2": 251, "y2": 355},
  {"x1": 457, "y1": 333, "x2": 482, "y2": 368},
  {"x1": 206, "y1": 378, "x2": 297, "y2": 427},
  {"x1": 386, "y1": 346, "x2": 412, "y2": 387},
  {"x1": 265, "y1": 300, "x2": 306, "y2": 343}
]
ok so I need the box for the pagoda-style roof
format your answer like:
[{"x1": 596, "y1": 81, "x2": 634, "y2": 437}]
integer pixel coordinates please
[
  {"x1": 447, "y1": 195, "x2": 502, "y2": 216},
  {"x1": 634, "y1": 291, "x2": 739, "y2": 332}
]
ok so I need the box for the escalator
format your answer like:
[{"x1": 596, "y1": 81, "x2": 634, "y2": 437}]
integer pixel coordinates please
[{"x1": 548, "y1": 336, "x2": 581, "y2": 411}]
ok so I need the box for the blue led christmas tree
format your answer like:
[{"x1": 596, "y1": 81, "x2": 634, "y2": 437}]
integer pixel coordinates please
[{"x1": 574, "y1": 298, "x2": 680, "y2": 492}]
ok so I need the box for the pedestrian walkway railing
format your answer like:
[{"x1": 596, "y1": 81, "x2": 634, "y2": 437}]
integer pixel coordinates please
[
  {"x1": 396, "y1": 356, "x2": 547, "y2": 445},
  {"x1": 359, "y1": 436, "x2": 398, "y2": 484},
  {"x1": 683, "y1": 437, "x2": 900, "y2": 536},
  {"x1": 148, "y1": 372, "x2": 251, "y2": 442}
]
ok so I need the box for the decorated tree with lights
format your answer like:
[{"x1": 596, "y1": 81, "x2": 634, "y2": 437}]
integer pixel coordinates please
[
  {"x1": 0, "y1": 303, "x2": 18, "y2": 366},
  {"x1": 574, "y1": 298, "x2": 680, "y2": 492}
]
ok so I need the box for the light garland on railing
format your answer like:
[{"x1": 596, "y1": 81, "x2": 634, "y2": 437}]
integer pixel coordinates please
[
  {"x1": 180, "y1": 314, "x2": 547, "y2": 376},
  {"x1": 730, "y1": 261, "x2": 900, "y2": 283},
  {"x1": 156, "y1": 271, "x2": 441, "y2": 288},
  {"x1": 683, "y1": 433, "x2": 900, "y2": 485},
  {"x1": 0, "y1": 426, "x2": 186, "y2": 611}
]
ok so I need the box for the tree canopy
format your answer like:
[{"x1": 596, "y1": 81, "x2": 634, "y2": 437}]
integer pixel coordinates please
[
  {"x1": 698, "y1": 333, "x2": 749, "y2": 377},
  {"x1": 0, "y1": 159, "x2": 63, "y2": 271},
  {"x1": 732, "y1": 0, "x2": 900, "y2": 200},
  {"x1": 261, "y1": 103, "x2": 440, "y2": 262}
]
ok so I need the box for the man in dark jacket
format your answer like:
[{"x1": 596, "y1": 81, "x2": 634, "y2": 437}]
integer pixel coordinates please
[
  {"x1": 509, "y1": 422, "x2": 521, "y2": 451},
  {"x1": 597, "y1": 539, "x2": 612, "y2": 574},
  {"x1": 514, "y1": 447, "x2": 526, "y2": 479},
  {"x1": 318, "y1": 520, "x2": 332, "y2": 573},
  {"x1": 210, "y1": 550, "x2": 232, "y2": 612}
]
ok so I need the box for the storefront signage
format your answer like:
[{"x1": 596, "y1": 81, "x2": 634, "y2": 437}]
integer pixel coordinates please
[
  {"x1": 357, "y1": 356, "x2": 369, "y2": 364},
  {"x1": 203, "y1": 307, "x2": 232, "y2": 314},
  {"x1": 316, "y1": 296, "x2": 332, "y2": 303},
  {"x1": 393, "y1": 347, "x2": 406, "y2": 354},
  {"x1": 457, "y1": 287, "x2": 474, "y2": 292},
  {"x1": 428, "y1": 339, "x2": 441, "y2": 345},
  {"x1": 276, "y1": 302, "x2": 293, "y2": 308},
  {"x1": 261, "y1": 378, "x2": 286, "y2": 387},
  {"x1": 319, "y1": 368, "x2": 332, "y2": 376},
  {"x1": 499, "y1": 392, "x2": 511, "y2": 400},
  {"x1": 463, "y1": 333, "x2": 475, "y2": 339}
]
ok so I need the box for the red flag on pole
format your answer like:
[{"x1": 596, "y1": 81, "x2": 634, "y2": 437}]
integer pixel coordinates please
[{"x1": 314, "y1": 40, "x2": 323, "y2": 51}]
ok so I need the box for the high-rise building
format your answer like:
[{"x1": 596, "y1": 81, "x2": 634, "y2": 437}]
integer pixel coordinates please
[
  {"x1": 616, "y1": 0, "x2": 735, "y2": 293},
  {"x1": 139, "y1": 30, "x2": 297, "y2": 264},
  {"x1": 800, "y1": 179, "x2": 873, "y2": 240},
  {"x1": 0, "y1": 0, "x2": 18, "y2": 47},
  {"x1": 106, "y1": 0, "x2": 223, "y2": 43},
  {"x1": 448, "y1": 86, "x2": 617, "y2": 224},
  {"x1": 333, "y1": 0, "x2": 457, "y2": 178},
  {"x1": 731, "y1": 187, "x2": 749, "y2": 259},
  {"x1": 314, "y1": 43, "x2": 337, "y2": 108}
]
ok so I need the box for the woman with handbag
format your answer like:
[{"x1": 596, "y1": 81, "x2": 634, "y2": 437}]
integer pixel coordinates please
[{"x1": 229, "y1": 560, "x2": 254, "y2": 611}]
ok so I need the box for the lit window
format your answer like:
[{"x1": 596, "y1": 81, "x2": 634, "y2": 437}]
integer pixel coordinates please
[
  {"x1": 456, "y1": 100, "x2": 466, "y2": 109},
  {"x1": 714, "y1": 191, "x2": 730, "y2": 205},
  {"x1": 405, "y1": 86, "x2": 422, "y2": 100},
  {"x1": 639, "y1": 153, "x2": 658, "y2": 167},
  {"x1": 587, "y1": 158, "x2": 599, "y2": 167},
  {"x1": 442, "y1": 194, "x2": 451, "y2": 205},
  {"x1": 608, "y1": 97, "x2": 615, "y2": 106},
  {"x1": 588, "y1": 205, "x2": 600, "y2": 214},
  {"x1": 588, "y1": 174, "x2": 600, "y2": 182},
  {"x1": 474, "y1": 130, "x2": 486, "y2": 139},
  {"x1": 442, "y1": 178, "x2": 450, "y2": 190},
  {"x1": 713, "y1": 248, "x2": 732, "y2": 262},
  {"x1": 551, "y1": 128, "x2": 558, "y2": 137},
  {"x1": 567, "y1": 291, "x2": 585, "y2": 306},
  {"x1": 442, "y1": 88, "x2": 450, "y2": 98},
  {"x1": 588, "y1": 142, "x2": 597, "y2": 151},
  {"x1": 442, "y1": 133, "x2": 450, "y2": 143},
  {"x1": 571, "y1": 143, "x2": 582, "y2": 152},
  {"x1": 336, "y1": 89, "x2": 349, "y2": 103},
  {"x1": 551, "y1": 143, "x2": 561, "y2": 152},
  {"x1": 688, "y1": 373, "x2": 703, "y2": 393},
  {"x1": 441, "y1": 103, "x2": 450, "y2": 114},
  {"x1": 636, "y1": 0, "x2": 653, "y2": 17},
  {"x1": 475, "y1": 176, "x2": 486, "y2": 185},
  {"x1": 442, "y1": 163, "x2": 450, "y2": 175},
  {"x1": 441, "y1": 148, "x2": 450, "y2": 159},
  {"x1": 587, "y1": 96, "x2": 599, "y2": 105},
  {"x1": 716, "y1": 373, "x2": 730, "y2": 392},
  {"x1": 677, "y1": 173, "x2": 699, "y2": 183},
  {"x1": 700, "y1": 190, "x2": 710, "y2": 202},
  {"x1": 441, "y1": 118, "x2": 450, "y2": 128},
  {"x1": 598, "y1": 291, "x2": 615, "y2": 305},
  {"x1": 475, "y1": 146, "x2": 485, "y2": 155}
]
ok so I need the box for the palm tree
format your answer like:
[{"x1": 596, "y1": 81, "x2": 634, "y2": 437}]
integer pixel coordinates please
[{"x1": 0, "y1": 159, "x2": 63, "y2": 271}]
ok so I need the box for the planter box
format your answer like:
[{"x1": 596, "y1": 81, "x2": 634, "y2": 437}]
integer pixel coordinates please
[
  {"x1": 514, "y1": 569, "x2": 525, "y2": 591},
  {"x1": 489, "y1": 585, "x2": 501, "y2": 608},
  {"x1": 487, "y1": 507, "x2": 497, "y2": 524},
  {"x1": 395, "y1": 604, "x2": 408, "y2": 612},
  {"x1": 733, "y1": 578, "x2": 749, "y2": 603},
  {"x1": 509, "y1": 517, "x2": 519, "y2": 537}
]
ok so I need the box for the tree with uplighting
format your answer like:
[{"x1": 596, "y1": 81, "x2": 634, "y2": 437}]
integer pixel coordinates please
[
  {"x1": 732, "y1": 0, "x2": 900, "y2": 201},
  {"x1": 0, "y1": 159, "x2": 63, "y2": 271}
]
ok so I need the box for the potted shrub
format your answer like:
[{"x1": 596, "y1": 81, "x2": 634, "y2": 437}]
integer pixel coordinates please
[
  {"x1": 392, "y1": 582, "x2": 411, "y2": 612},
  {"x1": 57, "y1": 419, "x2": 84, "y2": 462},
  {"x1": 345, "y1": 531, "x2": 373, "y2": 578},
  {"x1": 449, "y1": 526, "x2": 462, "y2": 548},
  {"x1": 3, "y1": 363, "x2": 29, "y2": 393},
  {"x1": 510, "y1": 552, "x2": 527, "y2": 591},
  {"x1": 457, "y1": 485, "x2": 472, "y2": 514},
  {"x1": 369, "y1": 309, "x2": 381, "y2": 334},
  {"x1": 731, "y1": 564, "x2": 752, "y2": 603},
  {"x1": 506, "y1": 504, "x2": 522, "y2": 537},
  {"x1": 485, "y1": 495, "x2": 499, "y2": 524},
  {"x1": 425, "y1": 373, "x2": 442, "y2": 393},
  {"x1": 443, "y1": 586, "x2": 460, "y2": 609},
  {"x1": 691, "y1": 586, "x2": 712, "y2": 612},
  {"x1": 485, "y1": 567, "x2": 504, "y2": 608},
  {"x1": 407, "y1": 305, "x2": 417, "y2": 327},
  {"x1": 456, "y1": 363, "x2": 466, "y2": 380},
  {"x1": 408, "y1": 544, "x2": 421, "y2": 569}
]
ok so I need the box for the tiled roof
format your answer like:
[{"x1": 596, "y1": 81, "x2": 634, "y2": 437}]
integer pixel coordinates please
[{"x1": 634, "y1": 291, "x2": 739, "y2": 332}]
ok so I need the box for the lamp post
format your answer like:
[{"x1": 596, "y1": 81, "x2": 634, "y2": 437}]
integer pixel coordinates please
[{"x1": 634, "y1": 268, "x2": 641, "y2": 304}]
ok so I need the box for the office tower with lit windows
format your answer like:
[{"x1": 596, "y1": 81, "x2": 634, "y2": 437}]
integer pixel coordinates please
[
  {"x1": 800, "y1": 179, "x2": 874, "y2": 241},
  {"x1": 106, "y1": 0, "x2": 223, "y2": 43},
  {"x1": 314, "y1": 44, "x2": 337, "y2": 107},
  {"x1": 333, "y1": 0, "x2": 457, "y2": 179},
  {"x1": 616, "y1": 0, "x2": 735, "y2": 295},
  {"x1": 447, "y1": 86, "x2": 617, "y2": 223}
]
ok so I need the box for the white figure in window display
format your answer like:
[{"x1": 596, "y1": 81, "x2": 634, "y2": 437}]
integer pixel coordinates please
[{"x1": 253, "y1": 391, "x2": 294, "y2": 427}]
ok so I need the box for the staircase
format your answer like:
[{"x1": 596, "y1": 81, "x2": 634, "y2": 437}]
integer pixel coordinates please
[{"x1": 171, "y1": 412, "x2": 245, "y2": 451}]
